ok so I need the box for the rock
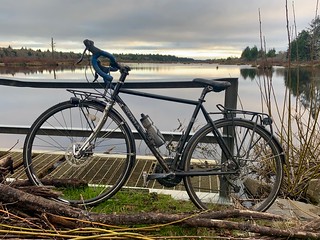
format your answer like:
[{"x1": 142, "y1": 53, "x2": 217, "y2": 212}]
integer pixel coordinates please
[
  {"x1": 267, "y1": 198, "x2": 320, "y2": 220},
  {"x1": 306, "y1": 179, "x2": 320, "y2": 204}
]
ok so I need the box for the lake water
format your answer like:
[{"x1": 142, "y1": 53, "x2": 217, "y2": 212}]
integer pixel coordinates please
[{"x1": 0, "y1": 63, "x2": 312, "y2": 149}]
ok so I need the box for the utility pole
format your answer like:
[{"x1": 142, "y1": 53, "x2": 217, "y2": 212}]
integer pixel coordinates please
[
  {"x1": 51, "y1": 37, "x2": 56, "y2": 79},
  {"x1": 51, "y1": 37, "x2": 55, "y2": 60}
]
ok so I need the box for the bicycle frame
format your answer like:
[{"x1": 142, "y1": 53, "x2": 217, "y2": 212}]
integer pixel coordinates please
[
  {"x1": 116, "y1": 87, "x2": 235, "y2": 175},
  {"x1": 74, "y1": 72, "x2": 236, "y2": 178}
]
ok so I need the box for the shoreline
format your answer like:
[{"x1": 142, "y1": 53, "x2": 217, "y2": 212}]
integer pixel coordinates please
[{"x1": 1, "y1": 58, "x2": 319, "y2": 69}]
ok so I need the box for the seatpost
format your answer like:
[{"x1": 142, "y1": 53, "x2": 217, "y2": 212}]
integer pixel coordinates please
[{"x1": 199, "y1": 86, "x2": 212, "y2": 102}]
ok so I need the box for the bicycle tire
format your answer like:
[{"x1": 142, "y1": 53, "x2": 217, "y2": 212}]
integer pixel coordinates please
[
  {"x1": 23, "y1": 100, "x2": 135, "y2": 206},
  {"x1": 183, "y1": 118, "x2": 284, "y2": 212}
]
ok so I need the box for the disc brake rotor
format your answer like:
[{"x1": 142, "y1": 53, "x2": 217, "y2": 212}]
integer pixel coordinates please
[{"x1": 65, "y1": 142, "x2": 93, "y2": 167}]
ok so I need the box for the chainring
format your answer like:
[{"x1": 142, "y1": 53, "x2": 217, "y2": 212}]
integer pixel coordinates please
[{"x1": 154, "y1": 158, "x2": 183, "y2": 187}]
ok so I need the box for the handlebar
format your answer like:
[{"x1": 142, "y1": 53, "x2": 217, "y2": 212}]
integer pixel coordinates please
[{"x1": 82, "y1": 39, "x2": 122, "y2": 83}]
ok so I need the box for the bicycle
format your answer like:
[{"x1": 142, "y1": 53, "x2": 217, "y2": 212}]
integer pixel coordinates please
[{"x1": 23, "y1": 39, "x2": 285, "y2": 212}]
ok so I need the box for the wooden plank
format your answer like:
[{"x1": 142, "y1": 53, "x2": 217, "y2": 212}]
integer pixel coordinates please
[
  {"x1": 0, "y1": 150, "x2": 219, "y2": 194},
  {"x1": 126, "y1": 158, "x2": 157, "y2": 188},
  {"x1": 31, "y1": 153, "x2": 65, "y2": 179}
]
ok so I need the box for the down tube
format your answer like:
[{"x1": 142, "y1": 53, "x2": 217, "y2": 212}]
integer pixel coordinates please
[{"x1": 115, "y1": 95, "x2": 171, "y2": 172}]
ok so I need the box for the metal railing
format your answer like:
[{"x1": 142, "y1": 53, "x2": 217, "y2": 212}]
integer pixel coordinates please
[{"x1": 0, "y1": 77, "x2": 238, "y2": 138}]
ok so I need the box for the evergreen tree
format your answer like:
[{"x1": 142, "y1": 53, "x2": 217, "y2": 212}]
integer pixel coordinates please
[
  {"x1": 289, "y1": 16, "x2": 320, "y2": 61},
  {"x1": 250, "y1": 46, "x2": 259, "y2": 60},
  {"x1": 290, "y1": 30, "x2": 311, "y2": 61},
  {"x1": 241, "y1": 46, "x2": 259, "y2": 61},
  {"x1": 309, "y1": 16, "x2": 320, "y2": 59},
  {"x1": 267, "y1": 48, "x2": 276, "y2": 58},
  {"x1": 241, "y1": 46, "x2": 252, "y2": 60}
]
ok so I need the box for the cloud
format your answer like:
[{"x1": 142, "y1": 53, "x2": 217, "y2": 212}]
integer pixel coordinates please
[{"x1": 0, "y1": 0, "x2": 317, "y2": 58}]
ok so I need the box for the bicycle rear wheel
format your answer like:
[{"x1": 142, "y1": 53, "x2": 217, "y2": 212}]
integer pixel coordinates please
[
  {"x1": 183, "y1": 119, "x2": 284, "y2": 212},
  {"x1": 23, "y1": 100, "x2": 135, "y2": 206}
]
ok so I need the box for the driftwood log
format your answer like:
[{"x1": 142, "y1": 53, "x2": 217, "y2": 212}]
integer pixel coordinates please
[
  {"x1": 9, "y1": 178, "x2": 88, "y2": 188},
  {"x1": 0, "y1": 183, "x2": 320, "y2": 239},
  {"x1": 0, "y1": 156, "x2": 13, "y2": 182}
]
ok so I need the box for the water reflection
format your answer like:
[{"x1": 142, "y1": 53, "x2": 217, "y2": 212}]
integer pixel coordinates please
[
  {"x1": 240, "y1": 66, "x2": 320, "y2": 119},
  {"x1": 283, "y1": 67, "x2": 319, "y2": 97},
  {"x1": 129, "y1": 63, "x2": 169, "y2": 72},
  {"x1": 284, "y1": 67, "x2": 320, "y2": 117},
  {"x1": 240, "y1": 67, "x2": 284, "y2": 80},
  {"x1": 0, "y1": 65, "x2": 85, "y2": 77}
]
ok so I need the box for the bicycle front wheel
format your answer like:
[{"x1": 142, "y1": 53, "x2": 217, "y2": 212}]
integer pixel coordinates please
[
  {"x1": 183, "y1": 119, "x2": 284, "y2": 212},
  {"x1": 23, "y1": 100, "x2": 135, "y2": 206}
]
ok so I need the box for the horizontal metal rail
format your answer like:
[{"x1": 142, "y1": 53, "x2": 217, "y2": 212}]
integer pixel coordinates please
[
  {"x1": 0, "y1": 77, "x2": 238, "y2": 138},
  {"x1": 0, "y1": 77, "x2": 237, "y2": 89},
  {"x1": 0, "y1": 125, "x2": 230, "y2": 143},
  {"x1": 0, "y1": 125, "x2": 184, "y2": 141}
]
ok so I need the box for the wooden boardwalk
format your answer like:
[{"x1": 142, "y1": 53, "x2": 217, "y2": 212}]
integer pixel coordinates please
[{"x1": 0, "y1": 150, "x2": 190, "y2": 197}]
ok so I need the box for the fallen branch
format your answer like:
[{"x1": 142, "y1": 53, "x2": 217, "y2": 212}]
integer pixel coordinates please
[
  {"x1": 9, "y1": 178, "x2": 88, "y2": 188},
  {"x1": 0, "y1": 183, "x2": 319, "y2": 239},
  {"x1": 0, "y1": 156, "x2": 13, "y2": 182}
]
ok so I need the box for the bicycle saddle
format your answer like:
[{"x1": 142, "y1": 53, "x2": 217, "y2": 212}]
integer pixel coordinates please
[{"x1": 193, "y1": 78, "x2": 231, "y2": 92}]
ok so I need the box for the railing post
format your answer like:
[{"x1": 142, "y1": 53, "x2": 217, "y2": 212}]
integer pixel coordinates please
[
  {"x1": 220, "y1": 78, "x2": 238, "y2": 202},
  {"x1": 224, "y1": 78, "x2": 238, "y2": 110}
]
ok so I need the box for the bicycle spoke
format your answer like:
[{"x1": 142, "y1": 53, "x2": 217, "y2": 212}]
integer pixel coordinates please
[
  {"x1": 184, "y1": 119, "x2": 283, "y2": 212},
  {"x1": 24, "y1": 101, "x2": 135, "y2": 206}
]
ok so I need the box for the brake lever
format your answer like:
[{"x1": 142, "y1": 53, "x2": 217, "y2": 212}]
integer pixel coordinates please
[
  {"x1": 93, "y1": 72, "x2": 99, "y2": 82},
  {"x1": 76, "y1": 47, "x2": 87, "y2": 64}
]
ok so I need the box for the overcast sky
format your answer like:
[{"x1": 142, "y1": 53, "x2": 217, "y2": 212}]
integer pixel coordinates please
[{"x1": 0, "y1": 0, "x2": 317, "y2": 59}]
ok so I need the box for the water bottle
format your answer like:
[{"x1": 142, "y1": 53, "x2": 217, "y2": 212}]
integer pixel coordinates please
[{"x1": 140, "y1": 114, "x2": 165, "y2": 147}]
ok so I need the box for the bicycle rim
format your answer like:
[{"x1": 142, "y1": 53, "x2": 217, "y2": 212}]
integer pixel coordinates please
[
  {"x1": 23, "y1": 100, "x2": 135, "y2": 206},
  {"x1": 183, "y1": 119, "x2": 283, "y2": 212}
]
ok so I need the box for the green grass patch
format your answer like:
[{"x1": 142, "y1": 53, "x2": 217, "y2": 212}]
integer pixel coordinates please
[
  {"x1": 61, "y1": 188, "x2": 278, "y2": 238},
  {"x1": 61, "y1": 186, "x2": 106, "y2": 201},
  {"x1": 90, "y1": 189, "x2": 195, "y2": 214},
  {"x1": 88, "y1": 189, "x2": 221, "y2": 238}
]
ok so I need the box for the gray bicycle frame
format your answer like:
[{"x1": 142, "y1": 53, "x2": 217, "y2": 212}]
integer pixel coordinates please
[{"x1": 74, "y1": 77, "x2": 236, "y2": 177}]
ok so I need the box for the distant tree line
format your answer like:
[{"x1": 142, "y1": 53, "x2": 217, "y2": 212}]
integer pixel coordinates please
[
  {"x1": 0, "y1": 46, "x2": 81, "y2": 60},
  {"x1": 114, "y1": 53, "x2": 195, "y2": 63},
  {"x1": 241, "y1": 16, "x2": 320, "y2": 62},
  {"x1": 0, "y1": 46, "x2": 196, "y2": 63}
]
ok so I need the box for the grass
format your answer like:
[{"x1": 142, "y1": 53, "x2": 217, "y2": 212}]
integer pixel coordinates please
[
  {"x1": 89, "y1": 189, "x2": 195, "y2": 214},
  {"x1": 78, "y1": 189, "x2": 297, "y2": 239},
  {"x1": 87, "y1": 189, "x2": 208, "y2": 238},
  {"x1": 61, "y1": 187, "x2": 196, "y2": 213}
]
